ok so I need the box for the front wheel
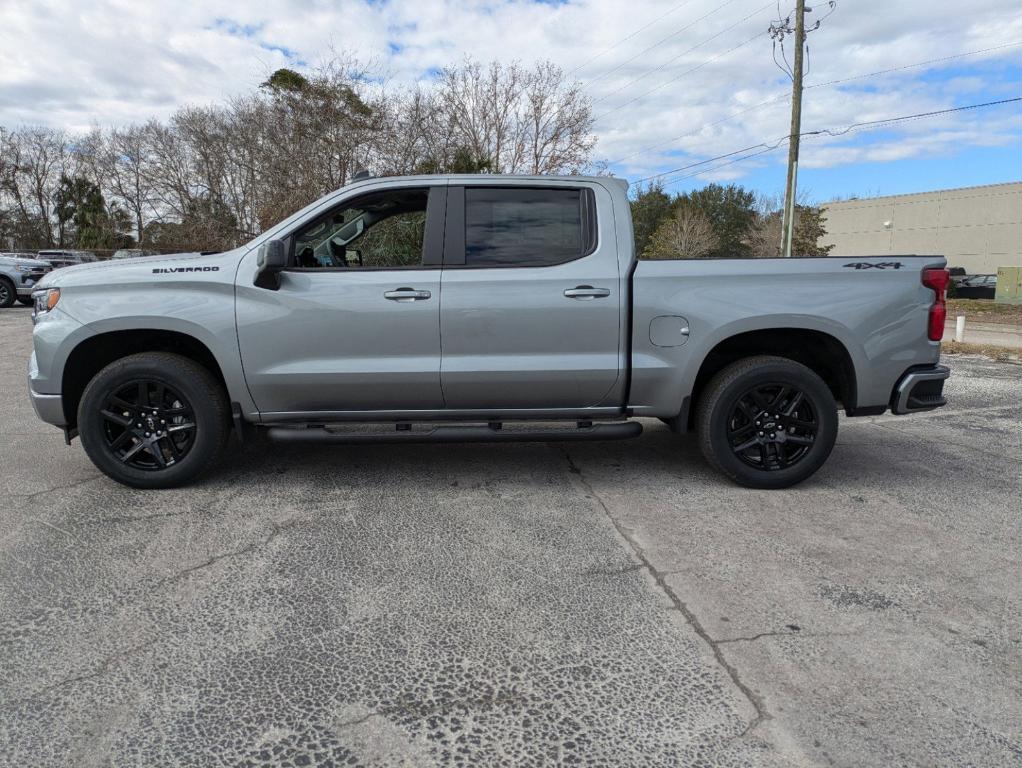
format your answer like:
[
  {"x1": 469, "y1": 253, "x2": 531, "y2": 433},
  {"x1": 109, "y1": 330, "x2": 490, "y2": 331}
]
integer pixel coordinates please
[
  {"x1": 78, "y1": 352, "x2": 230, "y2": 489},
  {"x1": 696, "y1": 355, "x2": 838, "y2": 489},
  {"x1": 0, "y1": 278, "x2": 15, "y2": 308},
  {"x1": 17, "y1": 296, "x2": 34, "y2": 306}
]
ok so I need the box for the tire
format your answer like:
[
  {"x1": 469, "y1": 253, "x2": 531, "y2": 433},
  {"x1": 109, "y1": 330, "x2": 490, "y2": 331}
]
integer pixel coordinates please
[
  {"x1": 17, "y1": 296, "x2": 34, "y2": 306},
  {"x1": 77, "y1": 352, "x2": 230, "y2": 489},
  {"x1": 695, "y1": 355, "x2": 838, "y2": 489},
  {"x1": 0, "y1": 278, "x2": 15, "y2": 308}
]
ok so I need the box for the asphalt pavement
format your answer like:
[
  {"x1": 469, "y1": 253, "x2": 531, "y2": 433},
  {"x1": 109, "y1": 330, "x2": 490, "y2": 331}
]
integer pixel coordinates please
[{"x1": 2, "y1": 306, "x2": 1020, "y2": 767}]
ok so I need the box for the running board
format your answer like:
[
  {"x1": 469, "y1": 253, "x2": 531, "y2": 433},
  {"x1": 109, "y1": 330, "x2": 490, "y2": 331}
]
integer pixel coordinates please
[{"x1": 265, "y1": 421, "x2": 642, "y2": 445}]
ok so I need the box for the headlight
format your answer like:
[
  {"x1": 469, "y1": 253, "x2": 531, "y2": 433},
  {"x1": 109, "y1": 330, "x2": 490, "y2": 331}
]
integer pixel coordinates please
[
  {"x1": 14, "y1": 264, "x2": 35, "y2": 273},
  {"x1": 33, "y1": 288, "x2": 60, "y2": 314}
]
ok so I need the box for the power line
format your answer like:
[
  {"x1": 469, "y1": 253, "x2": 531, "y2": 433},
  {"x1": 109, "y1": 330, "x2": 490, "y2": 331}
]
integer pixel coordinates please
[
  {"x1": 806, "y1": 39, "x2": 1022, "y2": 90},
  {"x1": 584, "y1": 0, "x2": 747, "y2": 87},
  {"x1": 636, "y1": 137, "x2": 788, "y2": 184},
  {"x1": 592, "y1": 1, "x2": 774, "y2": 106},
  {"x1": 659, "y1": 144, "x2": 785, "y2": 186},
  {"x1": 609, "y1": 92, "x2": 790, "y2": 165},
  {"x1": 567, "y1": 0, "x2": 701, "y2": 77},
  {"x1": 595, "y1": 28, "x2": 769, "y2": 122},
  {"x1": 609, "y1": 40, "x2": 1022, "y2": 167},
  {"x1": 815, "y1": 96, "x2": 1022, "y2": 137},
  {"x1": 636, "y1": 96, "x2": 1022, "y2": 185}
]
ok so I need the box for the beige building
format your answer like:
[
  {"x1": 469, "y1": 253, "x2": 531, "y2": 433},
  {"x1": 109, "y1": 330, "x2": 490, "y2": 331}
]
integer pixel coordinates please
[{"x1": 820, "y1": 181, "x2": 1022, "y2": 274}]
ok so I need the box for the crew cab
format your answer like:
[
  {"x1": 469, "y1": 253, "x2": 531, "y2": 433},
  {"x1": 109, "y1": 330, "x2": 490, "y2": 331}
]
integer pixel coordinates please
[{"x1": 27, "y1": 174, "x2": 950, "y2": 489}]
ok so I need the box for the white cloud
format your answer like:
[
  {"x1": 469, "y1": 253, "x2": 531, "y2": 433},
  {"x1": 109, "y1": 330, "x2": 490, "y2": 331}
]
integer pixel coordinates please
[{"x1": 2, "y1": 0, "x2": 1020, "y2": 183}]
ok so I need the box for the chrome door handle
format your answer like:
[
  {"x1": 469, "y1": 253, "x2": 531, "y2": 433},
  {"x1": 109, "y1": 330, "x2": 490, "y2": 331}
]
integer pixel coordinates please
[
  {"x1": 564, "y1": 286, "x2": 611, "y2": 300},
  {"x1": 384, "y1": 288, "x2": 432, "y2": 302}
]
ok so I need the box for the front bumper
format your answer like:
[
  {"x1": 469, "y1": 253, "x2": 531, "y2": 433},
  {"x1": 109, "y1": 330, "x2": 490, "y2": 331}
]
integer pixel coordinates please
[
  {"x1": 17, "y1": 272, "x2": 49, "y2": 296},
  {"x1": 27, "y1": 353, "x2": 67, "y2": 426},
  {"x1": 891, "y1": 364, "x2": 950, "y2": 414},
  {"x1": 29, "y1": 386, "x2": 66, "y2": 425}
]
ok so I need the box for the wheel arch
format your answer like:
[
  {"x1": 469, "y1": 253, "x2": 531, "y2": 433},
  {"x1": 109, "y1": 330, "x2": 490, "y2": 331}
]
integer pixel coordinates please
[
  {"x1": 61, "y1": 329, "x2": 230, "y2": 428},
  {"x1": 684, "y1": 327, "x2": 859, "y2": 431}
]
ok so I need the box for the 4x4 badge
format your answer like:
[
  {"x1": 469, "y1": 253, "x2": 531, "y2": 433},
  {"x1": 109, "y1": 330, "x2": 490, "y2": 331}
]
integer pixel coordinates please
[{"x1": 843, "y1": 261, "x2": 904, "y2": 270}]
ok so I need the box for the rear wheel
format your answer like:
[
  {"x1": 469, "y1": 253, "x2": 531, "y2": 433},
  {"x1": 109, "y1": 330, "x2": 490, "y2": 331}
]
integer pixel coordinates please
[
  {"x1": 78, "y1": 352, "x2": 229, "y2": 488},
  {"x1": 0, "y1": 278, "x2": 15, "y2": 308},
  {"x1": 696, "y1": 355, "x2": 838, "y2": 489}
]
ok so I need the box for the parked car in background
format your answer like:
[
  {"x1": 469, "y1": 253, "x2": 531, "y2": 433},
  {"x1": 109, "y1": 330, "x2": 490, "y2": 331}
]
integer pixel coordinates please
[
  {"x1": 37, "y1": 250, "x2": 98, "y2": 269},
  {"x1": 955, "y1": 274, "x2": 997, "y2": 299},
  {"x1": 112, "y1": 249, "x2": 158, "y2": 259},
  {"x1": 0, "y1": 253, "x2": 51, "y2": 308},
  {"x1": 948, "y1": 267, "x2": 968, "y2": 288}
]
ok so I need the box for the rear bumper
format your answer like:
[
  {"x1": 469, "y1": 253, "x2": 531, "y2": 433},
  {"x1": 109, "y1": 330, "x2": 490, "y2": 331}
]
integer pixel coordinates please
[{"x1": 891, "y1": 364, "x2": 950, "y2": 415}]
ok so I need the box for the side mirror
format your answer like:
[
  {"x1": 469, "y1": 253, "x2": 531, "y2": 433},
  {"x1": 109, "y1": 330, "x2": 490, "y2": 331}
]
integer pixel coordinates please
[{"x1": 254, "y1": 240, "x2": 286, "y2": 290}]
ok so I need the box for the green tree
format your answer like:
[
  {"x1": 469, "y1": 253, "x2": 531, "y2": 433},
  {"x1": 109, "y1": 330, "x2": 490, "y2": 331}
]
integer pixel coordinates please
[
  {"x1": 414, "y1": 146, "x2": 493, "y2": 174},
  {"x1": 55, "y1": 175, "x2": 94, "y2": 245},
  {"x1": 54, "y1": 174, "x2": 132, "y2": 249},
  {"x1": 677, "y1": 183, "x2": 757, "y2": 259},
  {"x1": 261, "y1": 68, "x2": 309, "y2": 93},
  {"x1": 791, "y1": 205, "x2": 834, "y2": 257},
  {"x1": 629, "y1": 181, "x2": 673, "y2": 258}
]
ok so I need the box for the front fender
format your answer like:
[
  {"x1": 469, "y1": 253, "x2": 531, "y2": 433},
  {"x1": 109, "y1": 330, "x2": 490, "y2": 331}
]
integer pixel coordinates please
[{"x1": 35, "y1": 278, "x2": 256, "y2": 418}]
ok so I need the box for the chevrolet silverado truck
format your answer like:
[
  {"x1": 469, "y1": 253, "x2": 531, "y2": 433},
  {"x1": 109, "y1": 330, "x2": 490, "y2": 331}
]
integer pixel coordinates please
[
  {"x1": 27, "y1": 174, "x2": 950, "y2": 489},
  {"x1": 1, "y1": 253, "x2": 51, "y2": 308}
]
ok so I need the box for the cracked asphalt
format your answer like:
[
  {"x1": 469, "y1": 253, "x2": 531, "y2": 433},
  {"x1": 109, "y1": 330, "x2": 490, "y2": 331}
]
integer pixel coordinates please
[{"x1": 2, "y1": 306, "x2": 1021, "y2": 767}]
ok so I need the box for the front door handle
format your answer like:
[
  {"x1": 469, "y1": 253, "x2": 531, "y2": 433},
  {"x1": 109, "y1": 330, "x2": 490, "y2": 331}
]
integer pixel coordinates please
[
  {"x1": 564, "y1": 285, "x2": 611, "y2": 300},
  {"x1": 384, "y1": 288, "x2": 432, "y2": 302}
]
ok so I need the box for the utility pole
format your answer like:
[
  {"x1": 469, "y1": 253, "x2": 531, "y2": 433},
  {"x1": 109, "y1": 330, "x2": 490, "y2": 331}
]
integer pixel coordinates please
[{"x1": 780, "y1": 0, "x2": 806, "y2": 258}]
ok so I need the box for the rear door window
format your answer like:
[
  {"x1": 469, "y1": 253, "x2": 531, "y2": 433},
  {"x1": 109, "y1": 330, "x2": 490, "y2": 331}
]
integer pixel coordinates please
[{"x1": 463, "y1": 188, "x2": 593, "y2": 267}]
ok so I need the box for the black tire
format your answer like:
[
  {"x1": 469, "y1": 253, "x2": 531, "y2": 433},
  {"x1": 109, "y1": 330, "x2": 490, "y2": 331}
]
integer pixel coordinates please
[
  {"x1": 17, "y1": 296, "x2": 34, "y2": 306},
  {"x1": 78, "y1": 352, "x2": 229, "y2": 489},
  {"x1": 0, "y1": 278, "x2": 15, "y2": 308},
  {"x1": 695, "y1": 355, "x2": 838, "y2": 489}
]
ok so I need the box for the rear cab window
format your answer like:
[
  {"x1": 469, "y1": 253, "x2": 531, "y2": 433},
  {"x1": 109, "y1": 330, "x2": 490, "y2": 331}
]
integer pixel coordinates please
[{"x1": 446, "y1": 186, "x2": 597, "y2": 267}]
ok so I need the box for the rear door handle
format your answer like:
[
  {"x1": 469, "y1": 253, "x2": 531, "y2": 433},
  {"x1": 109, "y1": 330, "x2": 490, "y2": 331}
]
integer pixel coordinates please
[
  {"x1": 564, "y1": 285, "x2": 611, "y2": 300},
  {"x1": 384, "y1": 288, "x2": 432, "y2": 302}
]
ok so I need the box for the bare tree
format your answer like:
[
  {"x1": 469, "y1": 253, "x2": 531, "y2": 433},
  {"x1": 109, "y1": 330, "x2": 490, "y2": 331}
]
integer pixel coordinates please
[
  {"x1": 642, "y1": 204, "x2": 718, "y2": 260},
  {"x1": 1, "y1": 127, "x2": 67, "y2": 246},
  {"x1": 523, "y1": 61, "x2": 595, "y2": 174},
  {"x1": 416, "y1": 59, "x2": 595, "y2": 174},
  {"x1": 747, "y1": 205, "x2": 834, "y2": 258},
  {"x1": 104, "y1": 125, "x2": 158, "y2": 246},
  {"x1": 0, "y1": 54, "x2": 599, "y2": 252}
]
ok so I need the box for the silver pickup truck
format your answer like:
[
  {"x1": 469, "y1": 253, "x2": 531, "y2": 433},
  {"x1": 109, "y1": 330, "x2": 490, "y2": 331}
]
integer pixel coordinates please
[{"x1": 28, "y1": 174, "x2": 950, "y2": 489}]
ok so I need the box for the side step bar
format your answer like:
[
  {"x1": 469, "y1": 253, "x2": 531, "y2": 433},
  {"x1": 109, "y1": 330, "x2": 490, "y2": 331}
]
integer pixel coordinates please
[{"x1": 266, "y1": 421, "x2": 642, "y2": 445}]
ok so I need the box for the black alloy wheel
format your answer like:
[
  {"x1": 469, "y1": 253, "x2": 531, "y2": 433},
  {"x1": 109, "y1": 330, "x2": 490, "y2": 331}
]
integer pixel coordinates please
[
  {"x1": 727, "y1": 383, "x2": 818, "y2": 471},
  {"x1": 100, "y1": 380, "x2": 197, "y2": 470},
  {"x1": 78, "y1": 352, "x2": 229, "y2": 488},
  {"x1": 696, "y1": 355, "x2": 838, "y2": 489}
]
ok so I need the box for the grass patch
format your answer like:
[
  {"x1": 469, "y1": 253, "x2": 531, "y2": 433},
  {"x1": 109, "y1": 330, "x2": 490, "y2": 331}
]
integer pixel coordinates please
[
  {"x1": 942, "y1": 340, "x2": 1020, "y2": 362},
  {"x1": 946, "y1": 299, "x2": 1022, "y2": 325}
]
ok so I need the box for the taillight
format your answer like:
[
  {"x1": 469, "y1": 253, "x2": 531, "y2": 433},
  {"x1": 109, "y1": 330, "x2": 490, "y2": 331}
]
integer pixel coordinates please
[{"x1": 922, "y1": 268, "x2": 949, "y2": 342}]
